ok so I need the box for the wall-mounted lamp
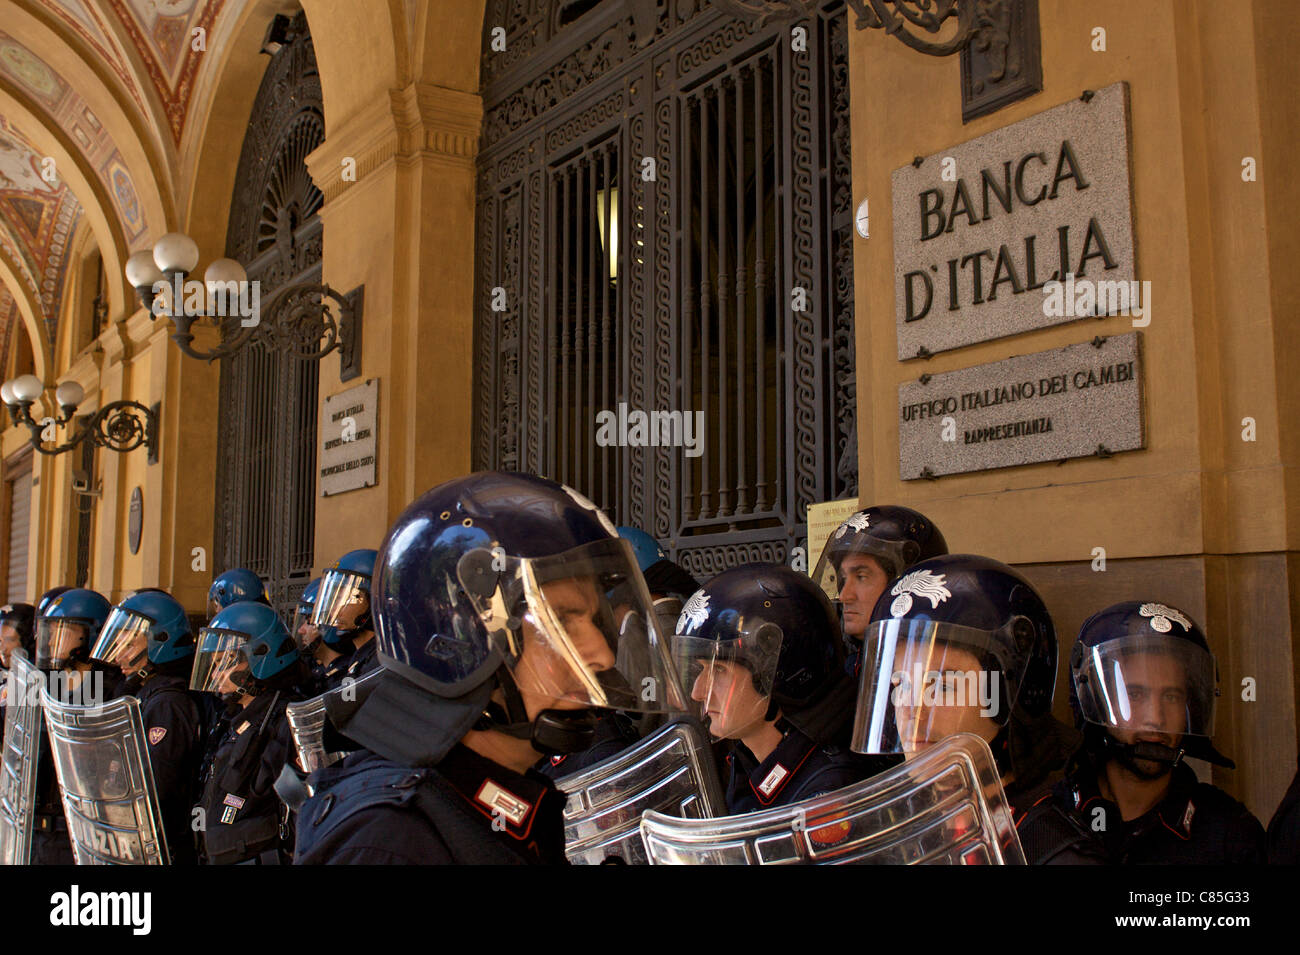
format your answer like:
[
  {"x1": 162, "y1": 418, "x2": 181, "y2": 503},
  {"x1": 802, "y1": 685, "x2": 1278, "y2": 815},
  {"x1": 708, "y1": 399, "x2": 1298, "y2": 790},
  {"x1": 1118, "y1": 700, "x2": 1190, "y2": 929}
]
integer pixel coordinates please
[{"x1": 0, "y1": 375, "x2": 158, "y2": 462}]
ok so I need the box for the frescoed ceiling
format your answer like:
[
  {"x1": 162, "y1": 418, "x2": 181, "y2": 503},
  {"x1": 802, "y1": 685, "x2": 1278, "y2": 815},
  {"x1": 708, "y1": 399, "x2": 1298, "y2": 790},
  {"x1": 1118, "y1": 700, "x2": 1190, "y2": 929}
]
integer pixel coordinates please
[
  {"x1": 0, "y1": 0, "x2": 243, "y2": 370},
  {"x1": 0, "y1": 115, "x2": 80, "y2": 375},
  {"x1": 103, "y1": 0, "x2": 227, "y2": 145}
]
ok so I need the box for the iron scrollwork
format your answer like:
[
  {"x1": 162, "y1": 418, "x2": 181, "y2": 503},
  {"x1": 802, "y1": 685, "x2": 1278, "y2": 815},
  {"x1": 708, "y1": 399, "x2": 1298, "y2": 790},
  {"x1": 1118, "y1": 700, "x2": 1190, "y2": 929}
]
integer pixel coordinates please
[{"x1": 6, "y1": 400, "x2": 158, "y2": 461}]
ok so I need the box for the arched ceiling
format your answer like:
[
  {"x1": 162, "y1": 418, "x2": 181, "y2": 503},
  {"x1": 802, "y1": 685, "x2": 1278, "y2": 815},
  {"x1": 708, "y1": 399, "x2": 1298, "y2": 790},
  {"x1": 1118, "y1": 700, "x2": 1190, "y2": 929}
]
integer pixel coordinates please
[{"x1": 0, "y1": 0, "x2": 241, "y2": 382}]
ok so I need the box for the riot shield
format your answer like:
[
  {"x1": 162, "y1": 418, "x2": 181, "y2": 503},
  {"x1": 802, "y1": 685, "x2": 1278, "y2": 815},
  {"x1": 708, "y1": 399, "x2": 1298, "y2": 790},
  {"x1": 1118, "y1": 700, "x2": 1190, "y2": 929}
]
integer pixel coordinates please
[
  {"x1": 40, "y1": 684, "x2": 169, "y2": 865},
  {"x1": 0, "y1": 652, "x2": 44, "y2": 865},
  {"x1": 557, "y1": 718, "x2": 725, "y2": 865},
  {"x1": 286, "y1": 669, "x2": 382, "y2": 785},
  {"x1": 640, "y1": 732, "x2": 1025, "y2": 865}
]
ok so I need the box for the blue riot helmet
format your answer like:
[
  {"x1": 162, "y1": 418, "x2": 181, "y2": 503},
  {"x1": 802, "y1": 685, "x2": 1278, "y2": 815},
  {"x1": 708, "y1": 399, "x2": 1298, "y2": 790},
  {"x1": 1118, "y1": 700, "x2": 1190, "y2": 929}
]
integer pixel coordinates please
[
  {"x1": 207, "y1": 568, "x2": 269, "y2": 619},
  {"x1": 850, "y1": 554, "x2": 1057, "y2": 763},
  {"x1": 92, "y1": 591, "x2": 194, "y2": 679},
  {"x1": 334, "y1": 472, "x2": 686, "y2": 763},
  {"x1": 36, "y1": 586, "x2": 73, "y2": 617},
  {"x1": 617, "y1": 525, "x2": 699, "y2": 600},
  {"x1": 312, "y1": 549, "x2": 377, "y2": 639},
  {"x1": 293, "y1": 578, "x2": 332, "y2": 654},
  {"x1": 35, "y1": 588, "x2": 112, "y2": 671},
  {"x1": 812, "y1": 505, "x2": 949, "y2": 644},
  {"x1": 672, "y1": 564, "x2": 844, "y2": 740},
  {"x1": 1070, "y1": 600, "x2": 1232, "y2": 775},
  {"x1": 191, "y1": 602, "x2": 300, "y2": 703}
]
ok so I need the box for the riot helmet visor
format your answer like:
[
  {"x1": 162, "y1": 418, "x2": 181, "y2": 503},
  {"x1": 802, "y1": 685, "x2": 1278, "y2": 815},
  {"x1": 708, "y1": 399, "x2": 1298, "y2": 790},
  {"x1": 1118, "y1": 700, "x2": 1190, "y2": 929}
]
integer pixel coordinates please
[
  {"x1": 1073, "y1": 633, "x2": 1216, "y2": 738},
  {"x1": 35, "y1": 618, "x2": 89, "y2": 670},
  {"x1": 91, "y1": 608, "x2": 153, "y2": 674}
]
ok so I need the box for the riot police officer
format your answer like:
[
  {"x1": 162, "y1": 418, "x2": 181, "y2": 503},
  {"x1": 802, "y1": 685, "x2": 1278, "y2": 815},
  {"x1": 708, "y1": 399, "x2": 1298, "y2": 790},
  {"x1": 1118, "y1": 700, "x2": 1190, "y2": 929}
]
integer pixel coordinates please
[
  {"x1": 0, "y1": 603, "x2": 36, "y2": 703},
  {"x1": 191, "y1": 602, "x2": 305, "y2": 864},
  {"x1": 849, "y1": 555, "x2": 1079, "y2": 810},
  {"x1": 1018, "y1": 601, "x2": 1265, "y2": 864},
  {"x1": 292, "y1": 577, "x2": 352, "y2": 692},
  {"x1": 30, "y1": 588, "x2": 115, "y2": 863},
  {"x1": 312, "y1": 549, "x2": 378, "y2": 682},
  {"x1": 812, "y1": 505, "x2": 948, "y2": 672},
  {"x1": 674, "y1": 564, "x2": 880, "y2": 813},
  {"x1": 295, "y1": 472, "x2": 684, "y2": 864},
  {"x1": 207, "y1": 568, "x2": 270, "y2": 618},
  {"x1": 91, "y1": 590, "x2": 206, "y2": 864}
]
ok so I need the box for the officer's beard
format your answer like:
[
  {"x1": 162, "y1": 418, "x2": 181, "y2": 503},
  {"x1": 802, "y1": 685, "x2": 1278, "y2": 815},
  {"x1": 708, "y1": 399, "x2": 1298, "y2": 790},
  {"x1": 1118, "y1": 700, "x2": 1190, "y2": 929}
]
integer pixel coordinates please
[{"x1": 1105, "y1": 733, "x2": 1181, "y2": 781}]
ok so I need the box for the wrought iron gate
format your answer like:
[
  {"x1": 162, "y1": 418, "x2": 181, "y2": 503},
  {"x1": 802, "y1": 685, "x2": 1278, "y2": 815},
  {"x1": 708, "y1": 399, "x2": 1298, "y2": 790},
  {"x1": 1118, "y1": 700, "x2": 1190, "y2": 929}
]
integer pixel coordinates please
[
  {"x1": 475, "y1": 0, "x2": 857, "y2": 575},
  {"x1": 214, "y1": 13, "x2": 322, "y2": 617}
]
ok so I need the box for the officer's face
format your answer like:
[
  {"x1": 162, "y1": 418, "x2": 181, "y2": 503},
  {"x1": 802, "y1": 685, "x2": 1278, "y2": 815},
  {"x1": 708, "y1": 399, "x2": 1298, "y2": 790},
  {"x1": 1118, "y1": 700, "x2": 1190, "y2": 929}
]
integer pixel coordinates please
[
  {"x1": 515, "y1": 576, "x2": 617, "y2": 718},
  {"x1": 892, "y1": 642, "x2": 998, "y2": 755},
  {"x1": 1109, "y1": 651, "x2": 1187, "y2": 752},
  {"x1": 690, "y1": 659, "x2": 770, "y2": 740},
  {"x1": 332, "y1": 589, "x2": 369, "y2": 631},
  {"x1": 838, "y1": 554, "x2": 889, "y2": 638},
  {"x1": 216, "y1": 659, "x2": 250, "y2": 698},
  {"x1": 0, "y1": 624, "x2": 22, "y2": 667},
  {"x1": 117, "y1": 632, "x2": 150, "y2": 676},
  {"x1": 45, "y1": 622, "x2": 88, "y2": 668}
]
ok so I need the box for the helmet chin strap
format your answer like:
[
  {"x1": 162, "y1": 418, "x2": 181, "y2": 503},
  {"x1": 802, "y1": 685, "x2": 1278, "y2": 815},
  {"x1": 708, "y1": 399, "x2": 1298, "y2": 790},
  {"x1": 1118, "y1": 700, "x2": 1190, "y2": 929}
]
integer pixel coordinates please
[
  {"x1": 1102, "y1": 732, "x2": 1183, "y2": 779},
  {"x1": 474, "y1": 668, "x2": 599, "y2": 756}
]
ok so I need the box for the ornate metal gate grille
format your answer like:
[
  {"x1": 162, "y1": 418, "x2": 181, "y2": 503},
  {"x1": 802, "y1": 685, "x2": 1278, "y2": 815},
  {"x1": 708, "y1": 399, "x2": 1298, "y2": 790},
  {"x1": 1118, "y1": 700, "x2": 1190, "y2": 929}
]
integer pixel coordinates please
[
  {"x1": 214, "y1": 13, "x2": 322, "y2": 617},
  {"x1": 475, "y1": 0, "x2": 857, "y2": 574}
]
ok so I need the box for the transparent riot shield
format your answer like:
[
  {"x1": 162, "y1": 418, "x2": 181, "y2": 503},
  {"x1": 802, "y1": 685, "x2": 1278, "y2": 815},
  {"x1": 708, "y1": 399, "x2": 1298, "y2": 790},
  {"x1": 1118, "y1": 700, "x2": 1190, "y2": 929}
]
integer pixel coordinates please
[
  {"x1": 640, "y1": 732, "x2": 1025, "y2": 865},
  {"x1": 0, "y1": 653, "x2": 44, "y2": 865},
  {"x1": 557, "y1": 718, "x2": 725, "y2": 865},
  {"x1": 286, "y1": 669, "x2": 382, "y2": 785},
  {"x1": 40, "y1": 684, "x2": 169, "y2": 865}
]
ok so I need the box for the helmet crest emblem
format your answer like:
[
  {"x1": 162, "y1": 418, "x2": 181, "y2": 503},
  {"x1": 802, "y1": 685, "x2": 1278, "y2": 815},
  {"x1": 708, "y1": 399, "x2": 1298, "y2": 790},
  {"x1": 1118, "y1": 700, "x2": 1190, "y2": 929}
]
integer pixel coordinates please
[
  {"x1": 679, "y1": 590, "x2": 710, "y2": 632},
  {"x1": 889, "y1": 570, "x2": 951, "y2": 617},
  {"x1": 835, "y1": 512, "x2": 871, "y2": 539},
  {"x1": 561, "y1": 485, "x2": 618, "y2": 537},
  {"x1": 1139, "y1": 602, "x2": 1190, "y2": 634}
]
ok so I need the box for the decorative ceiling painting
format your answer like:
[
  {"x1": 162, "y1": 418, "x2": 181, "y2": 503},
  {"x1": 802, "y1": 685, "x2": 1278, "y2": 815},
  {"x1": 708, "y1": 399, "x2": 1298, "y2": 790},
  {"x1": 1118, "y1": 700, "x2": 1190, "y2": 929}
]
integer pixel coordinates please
[
  {"x1": 0, "y1": 30, "x2": 146, "y2": 248},
  {"x1": 38, "y1": 0, "x2": 149, "y2": 114},
  {"x1": 105, "y1": 0, "x2": 227, "y2": 145},
  {"x1": 0, "y1": 115, "x2": 81, "y2": 350}
]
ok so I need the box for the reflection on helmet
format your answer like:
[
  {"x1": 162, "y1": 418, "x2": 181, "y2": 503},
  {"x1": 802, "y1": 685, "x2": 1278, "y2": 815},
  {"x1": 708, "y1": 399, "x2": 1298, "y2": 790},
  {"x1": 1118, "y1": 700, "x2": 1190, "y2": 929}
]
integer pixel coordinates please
[{"x1": 35, "y1": 588, "x2": 112, "y2": 671}]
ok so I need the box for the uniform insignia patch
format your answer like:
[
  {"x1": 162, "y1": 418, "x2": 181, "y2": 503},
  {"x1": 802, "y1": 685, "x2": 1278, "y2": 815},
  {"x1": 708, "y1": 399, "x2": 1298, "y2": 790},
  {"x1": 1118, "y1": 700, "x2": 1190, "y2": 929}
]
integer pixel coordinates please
[
  {"x1": 1182, "y1": 800, "x2": 1195, "y2": 832},
  {"x1": 476, "y1": 780, "x2": 531, "y2": 827},
  {"x1": 147, "y1": 727, "x2": 167, "y2": 745},
  {"x1": 889, "y1": 570, "x2": 952, "y2": 617},
  {"x1": 235, "y1": 721, "x2": 250, "y2": 735},
  {"x1": 220, "y1": 806, "x2": 238, "y2": 825},
  {"x1": 223, "y1": 793, "x2": 246, "y2": 809},
  {"x1": 1139, "y1": 602, "x2": 1191, "y2": 634},
  {"x1": 678, "y1": 590, "x2": 710, "y2": 631},
  {"x1": 758, "y1": 763, "x2": 789, "y2": 797}
]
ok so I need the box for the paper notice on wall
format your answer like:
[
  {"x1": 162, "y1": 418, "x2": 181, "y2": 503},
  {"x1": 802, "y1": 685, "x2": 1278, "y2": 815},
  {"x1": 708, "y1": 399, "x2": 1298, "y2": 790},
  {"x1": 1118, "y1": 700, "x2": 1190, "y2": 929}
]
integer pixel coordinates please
[{"x1": 806, "y1": 498, "x2": 863, "y2": 599}]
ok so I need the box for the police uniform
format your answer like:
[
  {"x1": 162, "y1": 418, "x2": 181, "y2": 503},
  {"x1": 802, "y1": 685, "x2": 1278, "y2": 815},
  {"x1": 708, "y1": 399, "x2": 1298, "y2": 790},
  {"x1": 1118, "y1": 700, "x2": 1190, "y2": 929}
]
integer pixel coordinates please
[
  {"x1": 197, "y1": 689, "x2": 297, "y2": 864},
  {"x1": 312, "y1": 654, "x2": 352, "y2": 693},
  {"x1": 30, "y1": 743, "x2": 75, "y2": 864},
  {"x1": 723, "y1": 725, "x2": 873, "y2": 814},
  {"x1": 129, "y1": 673, "x2": 205, "y2": 864},
  {"x1": 342, "y1": 638, "x2": 378, "y2": 681},
  {"x1": 537, "y1": 711, "x2": 642, "y2": 781},
  {"x1": 295, "y1": 745, "x2": 568, "y2": 865},
  {"x1": 1019, "y1": 755, "x2": 1265, "y2": 865}
]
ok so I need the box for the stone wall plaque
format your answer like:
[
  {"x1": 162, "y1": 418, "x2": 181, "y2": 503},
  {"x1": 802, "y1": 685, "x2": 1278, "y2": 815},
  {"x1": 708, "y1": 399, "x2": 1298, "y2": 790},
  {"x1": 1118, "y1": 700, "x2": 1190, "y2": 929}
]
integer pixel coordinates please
[
  {"x1": 319, "y1": 378, "x2": 379, "y2": 497},
  {"x1": 893, "y1": 82, "x2": 1137, "y2": 359},
  {"x1": 128, "y1": 487, "x2": 142, "y2": 555},
  {"x1": 898, "y1": 332, "x2": 1144, "y2": 479},
  {"x1": 806, "y1": 497, "x2": 863, "y2": 599}
]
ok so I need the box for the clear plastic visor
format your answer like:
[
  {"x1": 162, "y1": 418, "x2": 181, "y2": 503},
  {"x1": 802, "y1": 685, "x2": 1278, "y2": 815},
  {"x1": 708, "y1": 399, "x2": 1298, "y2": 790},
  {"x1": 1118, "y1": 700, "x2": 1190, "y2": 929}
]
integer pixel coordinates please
[
  {"x1": 292, "y1": 603, "x2": 319, "y2": 651},
  {"x1": 458, "y1": 537, "x2": 686, "y2": 714},
  {"x1": 311, "y1": 571, "x2": 369, "y2": 631},
  {"x1": 90, "y1": 608, "x2": 152, "y2": 673},
  {"x1": 35, "y1": 618, "x2": 89, "y2": 669},
  {"x1": 852, "y1": 617, "x2": 1023, "y2": 756},
  {"x1": 672, "y1": 631, "x2": 782, "y2": 739},
  {"x1": 1073, "y1": 633, "x2": 1216, "y2": 738},
  {"x1": 189, "y1": 628, "x2": 249, "y2": 695}
]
